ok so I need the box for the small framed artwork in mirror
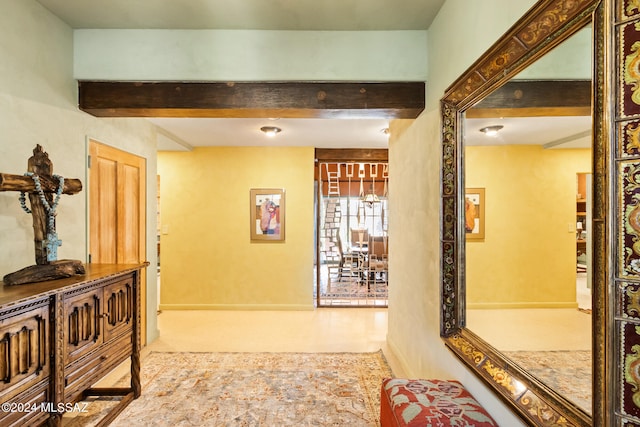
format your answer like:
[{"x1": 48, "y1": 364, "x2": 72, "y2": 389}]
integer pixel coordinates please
[
  {"x1": 250, "y1": 188, "x2": 285, "y2": 242},
  {"x1": 465, "y1": 188, "x2": 485, "y2": 241}
]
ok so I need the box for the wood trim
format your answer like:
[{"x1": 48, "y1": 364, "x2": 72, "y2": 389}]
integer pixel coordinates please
[
  {"x1": 78, "y1": 81, "x2": 425, "y2": 119},
  {"x1": 466, "y1": 106, "x2": 591, "y2": 118},
  {"x1": 466, "y1": 80, "x2": 591, "y2": 118},
  {"x1": 315, "y1": 148, "x2": 388, "y2": 162}
]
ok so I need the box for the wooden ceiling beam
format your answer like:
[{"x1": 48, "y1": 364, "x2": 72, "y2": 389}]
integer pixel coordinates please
[
  {"x1": 466, "y1": 80, "x2": 591, "y2": 118},
  {"x1": 315, "y1": 148, "x2": 388, "y2": 162},
  {"x1": 78, "y1": 81, "x2": 425, "y2": 119}
]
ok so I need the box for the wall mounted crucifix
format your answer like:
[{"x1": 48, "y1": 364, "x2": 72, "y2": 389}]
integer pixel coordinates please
[{"x1": 0, "y1": 145, "x2": 85, "y2": 285}]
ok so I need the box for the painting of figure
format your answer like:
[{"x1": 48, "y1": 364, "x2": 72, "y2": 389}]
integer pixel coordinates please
[
  {"x1": 250, "y1": 189, "x2": 285, "y2": 242},
  {"x1": 465, "y1": 196, "x2": 477, "y2": 233},
  {"x1": 260, "y1": 198, "x2": 280, "y2": 235},
  {"x1": 465, "y1": 188, "x2": 485, "y2": 240}
]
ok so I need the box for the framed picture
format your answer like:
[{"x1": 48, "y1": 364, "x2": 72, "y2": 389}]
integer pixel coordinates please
[
  {"x1": 465, "y1": 188, "x2": 485, "y2": 241},
  {"x1": 250, "y1": 188, "x2": 285, "y2": 242}
]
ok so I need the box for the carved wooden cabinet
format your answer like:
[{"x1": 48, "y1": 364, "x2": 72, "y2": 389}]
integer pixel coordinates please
[
  {"x1": 0, "y1": 298, "x2": 50, "y2": 426},
  {"x1": 0, "y1": 264, "x2": 146, "y2": 427}
]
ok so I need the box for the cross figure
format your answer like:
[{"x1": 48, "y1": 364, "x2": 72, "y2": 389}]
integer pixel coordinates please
[
  {"x1": 44, "y1": 232, "x2": 62, "y2": 262},
  {"x1": 0, "y1": 145, "x2": 82, "y2": 266}
]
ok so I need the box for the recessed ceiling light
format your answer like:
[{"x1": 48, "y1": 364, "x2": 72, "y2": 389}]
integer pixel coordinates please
[
  {"x1": 260, "y1": 126, "x2": 282, "y2": 137},
  {"x1": 479, "y1": 125, "x2": 504, "y2": 137}
]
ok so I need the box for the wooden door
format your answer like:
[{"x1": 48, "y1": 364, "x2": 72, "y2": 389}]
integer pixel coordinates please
[{"x1": 89, "y1": 140, "x2": 146, "y2": 344}]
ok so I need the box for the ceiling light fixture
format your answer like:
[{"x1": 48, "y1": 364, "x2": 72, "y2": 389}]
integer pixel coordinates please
[
  {"x1": 260, "y1": 126, "x2": 282, "y2": 137},
  {"x1": 479, "y1": 125, "x2": 504, "y2": 137},
  {"x1": 362, "y1": 190, "x2": 380, "y2": 207},
  {"x1": 381, "y1": 127, "x2": 390, "y2": 135},
  {"x1": 360, "y1": 168, "x2": 380, "y2": 207}
]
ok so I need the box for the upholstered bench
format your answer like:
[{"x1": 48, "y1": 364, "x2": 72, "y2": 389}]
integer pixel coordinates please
[{"x1": 380, "y1": 378, "x2": 498, "y2": 426}]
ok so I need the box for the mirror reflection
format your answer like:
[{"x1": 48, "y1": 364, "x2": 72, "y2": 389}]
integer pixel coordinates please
[{"x1": 462, "y1": 25, "x2": 593, "y2": 414}]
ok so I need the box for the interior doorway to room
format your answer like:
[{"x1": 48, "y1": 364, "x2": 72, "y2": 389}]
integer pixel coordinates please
[
  {"x1": 576, "y1": 172, "x2": 592, "y2": 312},
  {"x1": 156, "y1": 174, "x2": 161, "y2": 313},
  {"x1": 316, "y1": 160, "x2": 389, "y2": 307}
]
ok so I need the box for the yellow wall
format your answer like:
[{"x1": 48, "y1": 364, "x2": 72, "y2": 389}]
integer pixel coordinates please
[
  {"x1": 465, "y1": 145, "x2": 591, "y2": 308},
  {"x1": 157, "y1": 146, "x2": 315, "y2": 310}
]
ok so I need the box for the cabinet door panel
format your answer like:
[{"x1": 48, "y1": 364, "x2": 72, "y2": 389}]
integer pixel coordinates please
[
  {"x1": 64, "y1": 289, "x2": 102, "y2": 364},
  {"x1": 0, "y1": 302, "x2": 49, "y2": 401},
  {"x1": 103, "y1": 275, "x2": 134, "y2": 342}
]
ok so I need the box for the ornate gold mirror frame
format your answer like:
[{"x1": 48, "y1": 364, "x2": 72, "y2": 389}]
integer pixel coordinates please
[{"x1": 439, "y1": 0, "x2": 606, "y2": 425}]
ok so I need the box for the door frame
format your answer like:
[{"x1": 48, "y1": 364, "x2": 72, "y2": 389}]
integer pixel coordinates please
[{"x1": 87, "y1": 138, "x2": 147, "y2": 344}]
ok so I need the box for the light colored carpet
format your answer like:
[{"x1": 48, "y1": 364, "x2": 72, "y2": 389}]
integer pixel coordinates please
[
  {"x1": 68, "y1": 351, "x2": 393, "y2": 426},
  {"x1": 504, "y1": 350, "x2": 591, "y2": 414}
]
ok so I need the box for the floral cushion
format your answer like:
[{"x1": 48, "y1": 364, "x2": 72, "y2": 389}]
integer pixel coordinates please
[{"x1": 380, "y1": 378, "x2": 498, "y2": 427}]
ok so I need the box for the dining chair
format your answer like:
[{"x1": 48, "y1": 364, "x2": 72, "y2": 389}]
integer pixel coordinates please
[
  {"x1": 367, "y1": 235, "x2": 388, "y2": 286},
  {"x1": 351, "y1": 228, "x2": 369, "y2": 248}
]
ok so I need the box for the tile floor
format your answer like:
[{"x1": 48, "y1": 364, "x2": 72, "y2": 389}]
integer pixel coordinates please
[
  {"x1": 150, "y1": 309, "x2": 391, "y2": 352},
  {"x1": 467, "y1": 271, "x2": 592, "y2": 352},
  {"x1": 467, "y1": 306, "x2": 591, "y2": 351},
  {"x1": 98, "y1": 308, "x2": 407, "y2": 387}
]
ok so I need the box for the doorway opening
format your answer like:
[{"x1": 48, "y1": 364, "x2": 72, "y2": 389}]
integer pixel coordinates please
[
  {"x1": 315, "y1": 161, "x2": 389, "y2": 307},
  {"x1": 576, "y1": 172, "x2": 592, "y2": 312}
]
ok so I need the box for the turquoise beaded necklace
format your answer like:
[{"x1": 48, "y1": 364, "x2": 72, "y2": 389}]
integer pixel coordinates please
[{"x1": 19, "y1": 172, "x2": 65, "y2": 261}]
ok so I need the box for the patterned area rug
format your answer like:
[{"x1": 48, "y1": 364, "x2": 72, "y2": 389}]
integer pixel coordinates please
[
  {"x1": 67, "y1": 351, "x2": 393, "y2": 426},
  {"x1": 504, "y1": 350, "x2": 591, "y2": 414},
  {"x1": 324, "y1": 277, "x2": 388, "y2": 299}
]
